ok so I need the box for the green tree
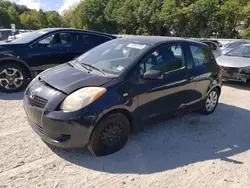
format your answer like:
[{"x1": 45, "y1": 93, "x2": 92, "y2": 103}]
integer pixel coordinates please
[
  {"x1": 7, "y1": 5, "x2": 21, "y2": 28},
  {"x1": 46, "y1": 11, "x2": 63, "y2": 28},
  {"x1": 216, "y1": 0, "x2": 244, "y2": 38},
  {"x1": 36, "y1": 9, "x2": 48, "y2": 28},
  {"x1": 20, "y1": 11, "x2": 37, "y2": 30},
  {"x1": 0, "y1": 7, "x2": 11, "y2": 28}
]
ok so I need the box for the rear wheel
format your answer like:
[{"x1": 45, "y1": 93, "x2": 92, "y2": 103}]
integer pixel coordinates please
[
  {"x1": 200, "y1": 88, "x2": 219, "y2": 115},
  {"x1": 0, "y1": 63, "x2": 29, "y2": 93},
  {"x1": 88, "y1": 113, "x2": 130, "y2": 156}
]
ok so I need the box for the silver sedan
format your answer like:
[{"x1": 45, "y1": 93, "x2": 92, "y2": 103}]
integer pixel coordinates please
[{"x1": 216, "y1": 44, "x2": 250, "y2": 82}]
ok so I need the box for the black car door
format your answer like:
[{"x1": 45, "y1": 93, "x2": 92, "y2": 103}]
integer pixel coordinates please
[
  {"x1": 135, "y1": 43, "x2": 197, "y2": 120},
  {"x1": 27, "y1": 32, "x2": 74, "y2": 71},
  {"x1": 186, "y1": 44, "x2": 216, "y2": 102}
]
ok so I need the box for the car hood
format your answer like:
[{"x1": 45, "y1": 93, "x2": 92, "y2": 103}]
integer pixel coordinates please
[
  {"x1": 0, "y1": 42, "x2": 26, "y2": 49},
  {"x1": 216, "y1": 55, "x2": 250, "y2": 68},
  {"x1": 39, "y1": 63, "x2": 114, "y2": 94}
]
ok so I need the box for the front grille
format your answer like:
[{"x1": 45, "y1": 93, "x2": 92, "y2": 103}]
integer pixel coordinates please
[
  {"x1": 31, "y1": 121, "x2": 43, "y2": 135},
  {"x1": 28, "y1": 95, "x2": 48, "y2": 108},
  {"x1": 221, "y1": 66, "x2": 239, "y2": 74}
]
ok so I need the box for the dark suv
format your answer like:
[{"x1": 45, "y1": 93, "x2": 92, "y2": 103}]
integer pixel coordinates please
[
  {"x1": 0, "y1": 28, "x2": 116, "y2": 92},
  {"x1": 23, "y1": 36, "x2": 222, "y2": 156}
]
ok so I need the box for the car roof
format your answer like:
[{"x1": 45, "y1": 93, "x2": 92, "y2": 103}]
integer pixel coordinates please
[
  {"x1": 118, "y1": 35, "x2": 206, "y2": 46},
  {"x1": 38, "y1": 28, "x2": 116, "y2": 38}
]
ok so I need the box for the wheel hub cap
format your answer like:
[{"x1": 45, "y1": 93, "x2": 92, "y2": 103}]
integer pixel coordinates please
[
  {"x1": 101, "y1": 123, "x2": 122, "y2": 147},
  {"x1": 205, "y1": 91, "x2": 218, "y2": 112},
  {"x1": 0, "y1": 68, "x2": 24, "y2": 90}
]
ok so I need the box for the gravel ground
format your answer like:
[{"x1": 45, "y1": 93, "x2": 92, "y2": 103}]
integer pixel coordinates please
[{"x1": 0, "y1": 82, "x2": 250, "y2": 188}]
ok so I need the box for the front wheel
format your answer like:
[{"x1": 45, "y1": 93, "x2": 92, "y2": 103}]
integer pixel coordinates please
[
  {"x1": 88, "y1": 113, "x2": 130, "y2": 156},
  {"x1": 0, "y1": 63, "x2": 29, "y2": 93},
  {"x1": 200, "y1": 88, "x2": 219, "y2": 115}
]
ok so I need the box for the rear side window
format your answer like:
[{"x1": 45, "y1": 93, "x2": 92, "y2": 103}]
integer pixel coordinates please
[
  {"x1": 189, "y1": 45, "x2": 211, "y2": 67},
  {"x1": 75, "y1": 33, "x2": 111, "y2": 48}
]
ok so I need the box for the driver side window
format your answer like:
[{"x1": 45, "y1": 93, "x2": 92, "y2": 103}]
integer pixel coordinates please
[
  {"x1": 36, "y1": 33, "x2": 72, "y2": 48},
  {"x1": 140, "y1": 44, "x2": 185, "y2": 75}
]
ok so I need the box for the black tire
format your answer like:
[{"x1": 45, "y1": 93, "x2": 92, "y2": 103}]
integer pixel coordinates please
[
  {"x1": 0, "y1": 63, "x2": 30, "y2": 93},
  {"x1": 88, "y1": 113, "x2": 130, "y2": 156},
  {"x1": 200, "y1": 88, "x2": 219, "y2": 115}
]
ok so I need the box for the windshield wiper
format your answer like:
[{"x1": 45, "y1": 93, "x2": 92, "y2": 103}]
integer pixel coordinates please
[
  {"x1": 81, "y1": 63, "x2": 106, "y2": 76},
  {"x1": 66, "y1": 61, "x2": 74, "y2": 67}
]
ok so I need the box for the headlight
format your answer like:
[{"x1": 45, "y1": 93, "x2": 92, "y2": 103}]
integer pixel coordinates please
[
  {"x1": 60, "y1": 87, "x2": 107, "y2": 112},
  {"x1": 239, "y1": 67, "x2": 250, "y2": 74}
]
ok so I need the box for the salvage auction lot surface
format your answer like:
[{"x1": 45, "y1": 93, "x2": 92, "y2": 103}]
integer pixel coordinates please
[{"x1": 1, "y1": 83, "x2": 250, "y2": 188}]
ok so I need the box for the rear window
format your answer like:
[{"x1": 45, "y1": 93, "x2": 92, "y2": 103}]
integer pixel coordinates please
[{"x1": 74, "y1": 33, "x2": 111, "y2": 48}]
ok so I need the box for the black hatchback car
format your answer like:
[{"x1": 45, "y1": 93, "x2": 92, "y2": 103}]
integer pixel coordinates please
[
  {"x1": 0, "y1": 28, "x2": 116, "y2": 92},
  {"x1": 23, "y1": 36, "x2": 222, "y2": 156}
]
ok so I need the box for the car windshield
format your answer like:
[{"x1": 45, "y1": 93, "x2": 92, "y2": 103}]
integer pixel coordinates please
[
  {"x1": 10, "y1": 30, "x2": 48, "y2": 44},
  {"x1": 225, "y1": 46, "x2": 250, "y2": 57},
  {"x1": 228, "y1": 41, "x2": 248, "y2": 48},
  {"x1": 74, "y1": 39, "x2": 151, "y2": 76},
  {"x1": 225, "y1": 46, "x2": 245, "y2": 57}
]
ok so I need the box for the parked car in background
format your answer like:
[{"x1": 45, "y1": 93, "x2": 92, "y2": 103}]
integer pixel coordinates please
[
  {"x1": 221, "y1": 40, "x2": 250, "y2": 55},
  {"x1": 0, "y1": 29, "x2": 16, "y2": 41},
  {"x1": 216, "y1": 44, "x2": 250, "y2": 82},
  {"x1": 23, "y1": 36, "x2": 222, "y2": 156},
  {"x1": 210, "y1": 40, "x2": 223, "y2": 47},
  {"x1": 200, "y1": 40, "x2": 222, "y2": 58},
  {"x1": 202, "y1": 39, "x2": 223, "y2": 47},
  {"x1": 0, "y1": 29, "x2": 32, "y2": 42},
  {"x1": 0, "y1": 28, "x2": 116, "y2": 92}
]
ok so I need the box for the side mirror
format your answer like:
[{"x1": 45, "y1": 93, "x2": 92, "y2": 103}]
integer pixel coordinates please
[{"x1": 143, "y1": 70, "x2": 163, "y2": 80}]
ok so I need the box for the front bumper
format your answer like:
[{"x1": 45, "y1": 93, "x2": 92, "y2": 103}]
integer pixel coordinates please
[
  {"x1": 23, "y1": 79, "x2": 97, "y2": 148},
  {"x1": 221, "y1": 67, "x2": 250, "y2": 82},
  {"x1": 222, "y1": 72, "x2": 249, "y2": 82}
]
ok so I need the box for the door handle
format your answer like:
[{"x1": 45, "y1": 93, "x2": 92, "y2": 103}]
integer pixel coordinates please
[{"x1": 185, "y1": 74, "x2": 194, "y2": 81}]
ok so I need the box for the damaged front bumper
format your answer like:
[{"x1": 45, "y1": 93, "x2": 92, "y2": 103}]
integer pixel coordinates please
[{"x1": 221, "y1": 66, "x2": 250, "y2": 82}]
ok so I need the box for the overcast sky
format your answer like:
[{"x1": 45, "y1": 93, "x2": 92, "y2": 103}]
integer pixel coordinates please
[{"x1": 9, "y1": 0, "x2": 81, "y2": 14}]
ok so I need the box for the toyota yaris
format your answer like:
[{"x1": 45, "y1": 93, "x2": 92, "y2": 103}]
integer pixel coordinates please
[{"x1": 23, "y1": 36, "x2": 222, "y2": 156}]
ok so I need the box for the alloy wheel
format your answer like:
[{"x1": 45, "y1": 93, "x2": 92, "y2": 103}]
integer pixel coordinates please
[
  {"x1": 205, "y1": 91, "x2": 218, "y2": 112},
  {"x1": 0, "y1": 68, "x2": 24, "y2": 90}
]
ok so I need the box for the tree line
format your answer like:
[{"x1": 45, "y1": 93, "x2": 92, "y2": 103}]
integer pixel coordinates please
[
  {"x1": 1, "y1": 0, "x2": 250, "y2": 39},
  {"x1": 0, "y1": 0, "x2": 64, "y2": 30}
]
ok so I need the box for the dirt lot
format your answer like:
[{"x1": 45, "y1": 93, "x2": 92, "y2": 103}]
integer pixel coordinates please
[{"x1": 0, "y1": 82, "x2": 250, "y2": 188}]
